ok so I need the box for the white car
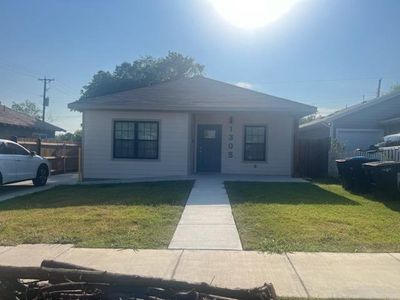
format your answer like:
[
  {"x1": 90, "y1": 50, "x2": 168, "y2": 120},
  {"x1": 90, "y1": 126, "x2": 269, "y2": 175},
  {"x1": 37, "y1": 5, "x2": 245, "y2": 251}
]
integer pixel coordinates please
[{"x1": 0, "y1": 139, "x2": 50, "y2": 186}]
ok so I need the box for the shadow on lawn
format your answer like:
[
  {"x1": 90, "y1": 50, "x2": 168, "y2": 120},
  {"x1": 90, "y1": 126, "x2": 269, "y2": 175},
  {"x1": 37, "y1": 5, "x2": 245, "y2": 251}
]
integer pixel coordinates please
[
  {"x1": 224, "y1": 182, "x2": 359, "y2": 205},
  {"x1": 0, "y1": 181, "x2": 194, "y2": 211},
  {"x1": 312, "y1": 178, "x2": 400, "y2": 212},
  {"x1": 363, "y1": 192, "x2": 400, "y2": 212}
]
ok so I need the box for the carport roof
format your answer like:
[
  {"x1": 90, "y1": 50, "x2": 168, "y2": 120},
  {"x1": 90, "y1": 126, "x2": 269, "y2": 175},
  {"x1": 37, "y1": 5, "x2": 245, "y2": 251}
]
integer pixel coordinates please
[
  {"x1": 68, "y1": 76, "x2": 316, "y2": 117},
  {"x1": 300, "y1": 90, "x2": 400, "y2": 130}
]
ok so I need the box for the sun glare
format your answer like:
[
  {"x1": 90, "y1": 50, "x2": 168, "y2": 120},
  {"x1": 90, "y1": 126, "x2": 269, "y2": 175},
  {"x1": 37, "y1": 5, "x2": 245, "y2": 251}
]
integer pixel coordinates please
[{"x1": 210, "y1": 0, "x2": 298, "y2": 29}]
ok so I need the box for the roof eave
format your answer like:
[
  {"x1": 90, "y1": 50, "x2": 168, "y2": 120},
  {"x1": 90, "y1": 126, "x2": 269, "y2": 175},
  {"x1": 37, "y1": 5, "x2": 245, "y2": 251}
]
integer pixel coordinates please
[
  {"x1": 68, "y1": 103, "x2": 315, "y2": 116},
  {"x1": 0, "y1": 122, "x2": 66, "y2": 132}
]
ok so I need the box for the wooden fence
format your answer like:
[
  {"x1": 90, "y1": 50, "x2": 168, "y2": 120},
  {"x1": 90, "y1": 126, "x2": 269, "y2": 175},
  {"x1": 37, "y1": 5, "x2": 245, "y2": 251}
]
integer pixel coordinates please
[
  {"x1": 295, "y1": 138, "x2": 331, "y2": 178},
  {"x1": 356, "y1": 146, "x2": 400, "y2": 162},
  {"x1": 17, "y1": 138, "x2": 80, "y2": 174}
]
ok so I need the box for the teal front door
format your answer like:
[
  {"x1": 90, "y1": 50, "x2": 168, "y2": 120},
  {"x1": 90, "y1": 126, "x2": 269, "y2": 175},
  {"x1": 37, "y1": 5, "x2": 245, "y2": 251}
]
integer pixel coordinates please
[{"x1": 196, "y1": 124, "x2": 222, "y2": 172}]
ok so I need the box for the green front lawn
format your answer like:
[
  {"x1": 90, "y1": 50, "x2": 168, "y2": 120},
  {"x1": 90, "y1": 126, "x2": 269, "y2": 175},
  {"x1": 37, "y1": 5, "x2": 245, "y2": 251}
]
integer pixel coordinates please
[
  {"x1": 226, "y1": 181, "x2": 400, "y2": 252},
  {"x1": 0, "y1": 181, "x2": 193, "y2": 248}
]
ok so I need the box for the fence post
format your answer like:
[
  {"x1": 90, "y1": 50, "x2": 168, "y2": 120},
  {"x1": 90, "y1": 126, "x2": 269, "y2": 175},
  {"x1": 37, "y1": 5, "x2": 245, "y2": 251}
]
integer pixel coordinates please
[
  {"x1": 37, "y1": 138, "x2": 41, "y2": 155},
  {"x1": 63, "y1": 143, "x2": 66, "y2": 173}
]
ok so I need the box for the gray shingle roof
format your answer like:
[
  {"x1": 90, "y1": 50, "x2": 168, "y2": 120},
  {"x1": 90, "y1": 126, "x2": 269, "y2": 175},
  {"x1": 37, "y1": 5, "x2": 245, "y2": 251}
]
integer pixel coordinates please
[
  {"x1": 68, "y1": 76, "x2": 316, "y2": 116},
  {"x1": 0, "y1": 105, "x2": 65, "y2": 132},
  {"x1": 300, "y1": 90, "x2": 400, "y2": 129}
]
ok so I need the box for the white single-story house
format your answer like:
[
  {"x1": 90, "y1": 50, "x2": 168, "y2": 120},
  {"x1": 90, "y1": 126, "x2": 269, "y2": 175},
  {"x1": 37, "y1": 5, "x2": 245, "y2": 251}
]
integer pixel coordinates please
[
  {"x1": 300, "y1": 90, "x2": 400, "y2": 155},
  {"x1": 68, "y1": 76, "x2": 316, "y2": 180}
]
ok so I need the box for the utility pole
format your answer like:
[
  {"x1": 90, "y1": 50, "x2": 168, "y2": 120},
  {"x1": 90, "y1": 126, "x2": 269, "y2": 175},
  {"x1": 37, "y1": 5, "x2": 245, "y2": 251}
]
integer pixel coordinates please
[
  {"x1": 38, "y1": 77, "x2": 55, "y2": 122},
  {"x1": 376, "y1": 78, "x2": 382, "y2": 98}
]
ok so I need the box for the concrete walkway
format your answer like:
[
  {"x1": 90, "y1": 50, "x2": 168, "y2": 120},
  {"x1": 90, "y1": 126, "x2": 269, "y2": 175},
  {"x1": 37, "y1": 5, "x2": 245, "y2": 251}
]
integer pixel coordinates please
[
  {"x1": 169, "y1": 176, "x2": 242, "y2": 250},
  {"x1": 1, "y1": 245, "x2": 400, "y2": 299},
  {"x1": 0, "y1": 173, "x2": 78, "y2": 202}
]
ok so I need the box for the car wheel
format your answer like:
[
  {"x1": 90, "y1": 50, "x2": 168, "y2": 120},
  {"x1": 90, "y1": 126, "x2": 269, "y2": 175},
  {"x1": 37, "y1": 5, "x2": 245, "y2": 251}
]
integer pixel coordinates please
[{"x1": 33, "y1": 165, "x2": 48, "y2": 186}]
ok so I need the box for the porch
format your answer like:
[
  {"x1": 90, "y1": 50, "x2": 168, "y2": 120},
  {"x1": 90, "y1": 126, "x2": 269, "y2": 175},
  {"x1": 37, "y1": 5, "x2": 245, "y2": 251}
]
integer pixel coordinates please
[{"x1": 187, "y1": 111, "x2": 297, "y2": 176}]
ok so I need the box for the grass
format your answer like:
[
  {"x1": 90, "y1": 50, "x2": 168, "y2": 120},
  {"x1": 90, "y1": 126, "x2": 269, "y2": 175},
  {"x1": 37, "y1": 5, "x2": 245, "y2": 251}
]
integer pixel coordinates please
[
  {"x1": 0, "y1": 181, "x2": 193, "y2": 248},
  {"x1": 225, "y1": 181, "x2": 400, "y2": 253}
]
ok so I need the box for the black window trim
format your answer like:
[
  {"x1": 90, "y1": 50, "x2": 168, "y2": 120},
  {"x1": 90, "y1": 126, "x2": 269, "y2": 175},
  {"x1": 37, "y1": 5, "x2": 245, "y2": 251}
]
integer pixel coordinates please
[
  {"x1": 243, "y1": 125, "x2": 267, "y2": 162},
  {"x1": 113, "y1": 120, "x2": 159, "y2": 160}
]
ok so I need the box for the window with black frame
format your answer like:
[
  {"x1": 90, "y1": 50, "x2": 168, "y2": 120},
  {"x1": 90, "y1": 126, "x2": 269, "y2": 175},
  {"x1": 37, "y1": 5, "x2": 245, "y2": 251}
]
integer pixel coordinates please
[
  {"x1": 113, "y1": 121, "x2": 159, "y2": 159},
  {"x1": 244, "y1": 126, "x2": 266, "y2": 161}
]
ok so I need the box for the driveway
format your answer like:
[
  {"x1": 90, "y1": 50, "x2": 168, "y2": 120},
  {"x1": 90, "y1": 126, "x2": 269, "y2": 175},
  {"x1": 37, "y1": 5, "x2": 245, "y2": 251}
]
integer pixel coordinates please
[{"x1": 0, "y1": 173, "x2": 78, "y2": 202}]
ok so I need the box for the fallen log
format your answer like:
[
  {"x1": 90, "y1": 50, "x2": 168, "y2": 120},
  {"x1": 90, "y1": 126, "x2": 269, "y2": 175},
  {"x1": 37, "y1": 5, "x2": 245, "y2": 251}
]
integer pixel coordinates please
[{"x1": 0, "y1": 260, "x2": 277, "y2": 300}]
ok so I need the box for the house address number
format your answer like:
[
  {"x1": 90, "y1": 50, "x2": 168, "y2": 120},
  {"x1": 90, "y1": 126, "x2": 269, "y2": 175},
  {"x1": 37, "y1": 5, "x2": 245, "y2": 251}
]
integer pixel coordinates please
[{"x1": 228, "y1": 116, "x2": 233, "y2": 158}]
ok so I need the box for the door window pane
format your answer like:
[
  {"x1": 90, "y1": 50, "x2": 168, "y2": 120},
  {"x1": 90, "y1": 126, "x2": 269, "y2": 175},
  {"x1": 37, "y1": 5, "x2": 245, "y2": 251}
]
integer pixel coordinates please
[{"x1": 204, "y1": 129, "x2": 216, "y2": 139}]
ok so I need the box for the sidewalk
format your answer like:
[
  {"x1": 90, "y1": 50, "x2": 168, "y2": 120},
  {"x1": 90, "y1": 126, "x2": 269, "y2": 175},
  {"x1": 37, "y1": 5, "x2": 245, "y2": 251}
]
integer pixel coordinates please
[
  {"x1": 169, "y1": 176, "x2": 242, "y2": 250},
  {"x1": 0, "y1": 245, "x2": 399, "y2": 299}
]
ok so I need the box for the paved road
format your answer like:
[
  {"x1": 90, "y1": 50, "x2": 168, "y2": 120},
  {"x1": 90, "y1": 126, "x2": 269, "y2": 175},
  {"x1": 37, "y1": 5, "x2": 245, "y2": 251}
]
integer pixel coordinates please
[
  {"x1": 0, "y1": 173, "x2": 78, "y2": 202},
  {"x1": 0, "y1": 245, "x2": 399, "y2": 299}
]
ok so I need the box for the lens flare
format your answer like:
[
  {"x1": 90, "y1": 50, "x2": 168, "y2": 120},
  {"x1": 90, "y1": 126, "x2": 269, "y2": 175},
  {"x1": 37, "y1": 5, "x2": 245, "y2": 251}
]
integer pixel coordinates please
[{"x1": 210, "y1": 0, "x2": 298, "y2": 29}]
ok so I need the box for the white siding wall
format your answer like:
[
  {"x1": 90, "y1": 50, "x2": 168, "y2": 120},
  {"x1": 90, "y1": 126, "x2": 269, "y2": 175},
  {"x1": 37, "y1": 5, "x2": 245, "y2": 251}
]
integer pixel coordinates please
[
  {"x1": 83, "y1": 110, "x2": 190, "y2": 179},
  {"x1": 194, "y1": 112, "x2": 295, "y2": 176}
]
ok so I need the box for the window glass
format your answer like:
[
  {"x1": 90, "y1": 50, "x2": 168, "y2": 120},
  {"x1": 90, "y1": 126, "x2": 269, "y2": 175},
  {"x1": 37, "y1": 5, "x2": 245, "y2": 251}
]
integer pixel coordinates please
[
  {"x1": 114, "y1": 140, "x2": 135, "y2": 158},
  {"x1": 113, "y1": 121, "x2": 158, "y2": 159},
  {"x1": 204, "y1": 129, "x2": 216, "y2": 139},
  {"x1": 5, "y1": 143, "x2": 30, "y2": 155},
  {"x1": 137, "y1": 141, "x2": 158, "y2": 158},
  {"x1": 115, "y1": 121, "x2": 135, "y2": 140},
  {"x1": 244, "y1": 126, "x2": 266, "y2": 161},
  {"x1": 0, "y1": 143, "x2": 7, "y2": 154},
  {"x1": 245, "y1": 126, "x2": 265, "y2": 143},
  {"x1": 245, "y1": 143, "x2": 265, "y2": 161},
  {"x1": 138, "y1": 122, "x2": 158, "y2": 140}
]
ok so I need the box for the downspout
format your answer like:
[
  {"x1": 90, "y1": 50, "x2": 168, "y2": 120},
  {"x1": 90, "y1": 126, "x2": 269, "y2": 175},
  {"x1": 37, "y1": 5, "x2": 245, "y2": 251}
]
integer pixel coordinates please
[{"x1": 292, "y1": 117, "x2": 299, "y2": 177}]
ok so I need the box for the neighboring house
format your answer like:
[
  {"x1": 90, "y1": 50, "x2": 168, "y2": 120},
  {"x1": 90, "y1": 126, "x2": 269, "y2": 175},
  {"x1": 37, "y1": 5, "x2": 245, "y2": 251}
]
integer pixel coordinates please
[
  {"x1": 300, "y1": 90, "x2": 400, "y2": 155},
  {"x1": 0, "y1": 105, "x2": 65, "y2": 139},
  {"x1": 68, "y1": 76, "x2": 315, "y2": 180}
]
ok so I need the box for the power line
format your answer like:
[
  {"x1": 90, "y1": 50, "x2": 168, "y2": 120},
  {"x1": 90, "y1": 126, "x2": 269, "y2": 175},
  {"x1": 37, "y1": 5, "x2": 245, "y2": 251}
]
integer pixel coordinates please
[
  {"x1": 38, "y1": 77, "x2": 55, "y2": 121},
  {"x1": 55, "y1": 80, "x2": 77, "y2": 94},
  {"x1": 0, "y1": 63, "x2": 39, "y2": 79},
  {"x1": 52, "y1": 83, "x2": 75, "y2": 97}
]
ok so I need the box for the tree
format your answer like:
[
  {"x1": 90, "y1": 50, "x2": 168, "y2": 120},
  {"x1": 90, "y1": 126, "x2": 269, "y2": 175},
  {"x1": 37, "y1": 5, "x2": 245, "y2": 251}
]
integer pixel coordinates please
[
  {"x1": 56, "y1": 129, "x2": 82, "y2": 142},
  {"x1": 390, "y1": 83, "x2": 400, "y2": 93},
  {"x1": 300, "y1": 113, "x2": 321, "y2": 125},
  {"x1": 11, "y1": 100, "x2": 42, "y2": 119},
  {"x1": 80, "y1": 52, "x2": 205, "y2": 99}
]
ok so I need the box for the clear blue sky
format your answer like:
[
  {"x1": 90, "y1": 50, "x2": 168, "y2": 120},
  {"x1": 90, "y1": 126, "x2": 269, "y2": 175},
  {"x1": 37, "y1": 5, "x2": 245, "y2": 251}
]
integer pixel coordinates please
[{"x1": 1, "y1": 0, "x2": 399, "y2": 132}]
